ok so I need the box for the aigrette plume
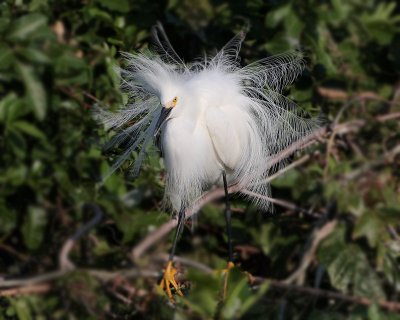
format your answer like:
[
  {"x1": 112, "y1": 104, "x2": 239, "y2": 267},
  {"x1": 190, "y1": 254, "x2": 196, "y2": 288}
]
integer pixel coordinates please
[{"x1": 95, "y1": 24, "x2": 320, "y2": 210}]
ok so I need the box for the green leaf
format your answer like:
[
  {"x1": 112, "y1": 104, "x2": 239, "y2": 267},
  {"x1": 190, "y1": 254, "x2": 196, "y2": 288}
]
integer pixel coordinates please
[
  {"x1": 22, "y1": 206, "x2": 47, "y2": 250},
  {"x1": 222, "y1": 270, "x2": 269, "y2": 319},
  {"x1": 318, "y1": 224, "x2": 385, "y2": 299},
  {"x1": 13, "y1": 121, "x2": 47, "y2": 141},
  {"x1": 8, "y1": 13, "x2": 47, "y2": 41},
  {"x1": 95, "y1": 0, "x2": 130, "y2": 13},
  {"x1": 354, "y1": 206, "x2": 400, "y2": 248},
  {"x1": 11, "y1": 299, "x2": 32, "y2": 320},
  {"x1": 93, "y1": 240, "x2": 114, "y2": 256},
  {"x1": 7, "y1": 128, "x2": 27, "y2": 159},
  {"x1": 307, "y1": 34, "x2": 337, "y2": 75},
  {"x1": 308, "y1": 310, "x2": 346, "y2": 320},
  {"x1": 184, "y1": 269, "x2": 220, "y2": 317},
  {"x1": 353, "y1": 211, "x2": 382, "y2": 248},
  {"x1": 265, "y1": 4, "x2": 291, "y2": 28},
  {"x1": 1, "y1": 165, "x2": 28, "y2": 186},
  {"x1": 0, "y1": 93, "x2": 23, "y2": 124},
  {"x1": 368, "y1": 304, "x2": 380, "y2": 320},
  {"x1": 326, "y1": 244, "x2": 385, "y2": 299},
  {"x1": 54, "y1": 53, "x2": 88, "y2": 86},
  {"x1": 0, "y1": 207, "x2": 17, "y2": 235},
  {"x1": 360, "y1": 2, "x2": 400, "y2": 45},
  {"x1": 115, "y1": 210, "x2": 168, "y2": 243},
  {"x1": 18, "y1": 48, "x2": 51, "y2": 64},
  {"x1": 0, "y1": 44, "x2": 14, "y2": 70},
  {"x1": 16, "y1": 63, "x2": 47, "y2": 120},
  {"x1": 257, "y1": 223, "x2": 275, "y2": 255}
]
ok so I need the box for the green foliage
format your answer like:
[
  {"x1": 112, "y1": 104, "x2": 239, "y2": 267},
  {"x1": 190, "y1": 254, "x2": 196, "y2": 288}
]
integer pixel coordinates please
[{"x1": 0, "y1": 0, "x2": 399, "y2": 319}]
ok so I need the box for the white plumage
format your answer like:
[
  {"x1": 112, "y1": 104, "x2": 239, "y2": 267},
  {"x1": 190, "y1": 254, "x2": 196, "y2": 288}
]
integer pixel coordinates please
[{"x1": 95, "y1": 26, "x2": 319, "y2": 212}]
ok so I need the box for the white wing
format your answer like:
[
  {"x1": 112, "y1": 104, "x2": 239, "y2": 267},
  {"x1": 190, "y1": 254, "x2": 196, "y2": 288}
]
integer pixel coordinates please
[{"x1": 205, "y1": 106, "x2": 244, "y2": 171}]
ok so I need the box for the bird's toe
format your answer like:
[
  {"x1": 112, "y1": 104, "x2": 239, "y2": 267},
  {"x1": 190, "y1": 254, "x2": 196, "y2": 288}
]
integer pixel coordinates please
[{"x1": 159, "y1": 260, "x2": 184, "y2": 301}]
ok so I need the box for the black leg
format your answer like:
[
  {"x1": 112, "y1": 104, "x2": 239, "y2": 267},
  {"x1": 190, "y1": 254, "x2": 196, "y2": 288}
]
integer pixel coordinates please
[
  {"x1": 160, "y1": 206, "x2": 185, "y2": 300},
  {"x1": 222, "y1": 171, "x2": 233, "y2": 262},
  {"x1": 168, "y1": 206, "x2": 185, "y2": 261}
]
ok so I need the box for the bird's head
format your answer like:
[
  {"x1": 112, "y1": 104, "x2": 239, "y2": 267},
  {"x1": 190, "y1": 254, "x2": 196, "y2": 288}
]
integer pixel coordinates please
[
  {"x1": 155, "y1": 85, "x2": 183, "y2": 132},
  {"x1": 160, "y1": 91, "x2": 179, "y2": 110}
]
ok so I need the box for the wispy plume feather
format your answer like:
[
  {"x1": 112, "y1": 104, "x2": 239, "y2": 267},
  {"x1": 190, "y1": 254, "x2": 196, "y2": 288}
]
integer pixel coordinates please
[{"x1": 95, "y1": 26, "x2": 320, "y2": 210}]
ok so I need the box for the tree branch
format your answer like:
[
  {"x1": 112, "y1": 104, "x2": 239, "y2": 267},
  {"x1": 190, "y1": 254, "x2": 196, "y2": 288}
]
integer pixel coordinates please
[
  {"x1": 59, "y1": 203, "x2": 103, "y2": 271},
  {"x1": 252, "y1": 278, "x2": 400, "y2": 313},
  {"x1": 0, "y1": 284, "x2": 52, "y2": 297}
]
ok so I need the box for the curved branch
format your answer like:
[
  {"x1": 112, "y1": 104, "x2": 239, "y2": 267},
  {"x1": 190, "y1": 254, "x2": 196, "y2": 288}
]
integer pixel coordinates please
[{"x1": 59, "y1": 204, "x2": 103, "y2": 271}]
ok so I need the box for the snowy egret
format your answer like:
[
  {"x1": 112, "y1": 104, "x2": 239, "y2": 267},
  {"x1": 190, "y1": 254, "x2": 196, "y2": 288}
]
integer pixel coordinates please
[{"x1": 95, "y1": 24, "x2": 318, "y2": 300}]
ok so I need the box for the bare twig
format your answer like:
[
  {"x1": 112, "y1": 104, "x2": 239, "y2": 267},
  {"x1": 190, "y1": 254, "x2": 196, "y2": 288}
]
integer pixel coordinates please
[
  {"x1": 3, "y1": 263, "x2": 399, "y2": 313},
  {"x1": 241, "y1": 189, "x2": 318, "y2": 216},
  {"x1": 317, "y1": 87, "x2": 349, "y2": 100},
  {"x1": 83, "y1": 91, "x2": 102, "y2": 104},
  {"x1": 343, "y1": 144, "x2": 400, "y2": 181},
  {"x1": 0, "y1": 284, "x2": 52, "y2": 297},
  {"x1": 2, "y1": 259, "x2": 400, "y2": 313},
  {"x1": 0, "y1": 268, "x2": 158, "y2": 289},
  {"x1": 0, "y1": 243, "x2": 29, "y2": 262},
  {"x1": 156, "y1": 254, "x2": 214, "y2": 274},
  {"x1": 283, "y1": 220, "x2": 337, "y2": 285},
  {"x1": 59, "y1": 204, "x2": 103, "y2": 271},
  {"x1": 254, "y1": 154, "x2": 311, "y2": 186},
  {"x1": 317, "y1": 87, "x2": 399, "y2": 105},
  {"x1": 387, "y1": 226, "x2": 400, "y2": 242},
  {"x1": 324, "y1": 98, "x2": 360, "y2": 177},
  {"x1": 377, "y1": 112, "x2": 400, "y2": 122},
  {"x1": 0, "y1": 270, "x2": 67, "y2": 288},
  {"x1": 131, "y1": 185, "x2": 240, "y2": 261},
  {"x1": 252, "y1": 278, "x2": 400, "y2": 313}
]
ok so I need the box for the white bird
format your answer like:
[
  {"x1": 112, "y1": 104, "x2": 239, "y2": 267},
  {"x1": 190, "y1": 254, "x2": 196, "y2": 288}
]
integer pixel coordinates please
[{"x1": 95, "y1": 25, "x2": 319, "y2": 300}]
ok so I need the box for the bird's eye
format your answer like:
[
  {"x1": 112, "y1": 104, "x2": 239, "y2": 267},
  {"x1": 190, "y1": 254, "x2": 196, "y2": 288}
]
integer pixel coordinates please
[{"x1": 173, "y1": 97, "x2": 177, "y2": 103}]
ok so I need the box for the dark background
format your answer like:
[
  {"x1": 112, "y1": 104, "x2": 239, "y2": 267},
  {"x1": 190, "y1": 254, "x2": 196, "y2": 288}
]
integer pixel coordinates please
[{"x1": 0, "y1": 0, "x2": 399, "y2": 319}]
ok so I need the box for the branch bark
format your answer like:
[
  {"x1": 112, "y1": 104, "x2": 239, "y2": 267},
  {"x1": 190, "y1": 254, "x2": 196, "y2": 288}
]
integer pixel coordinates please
[
  {"x1": 59, "y1": 203, "x2": 103, "y2": 271},
  {"x1": 253, "y1": 278, "x2": 400, "y2": 313}
]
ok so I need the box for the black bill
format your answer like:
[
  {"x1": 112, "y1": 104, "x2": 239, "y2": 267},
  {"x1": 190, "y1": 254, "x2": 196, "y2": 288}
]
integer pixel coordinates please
[{"x1": 155, "y1": 107, "x2": 172, "y2": 135}]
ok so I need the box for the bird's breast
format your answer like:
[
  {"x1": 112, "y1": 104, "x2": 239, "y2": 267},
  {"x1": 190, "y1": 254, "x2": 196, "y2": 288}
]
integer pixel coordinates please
[{"x1": 161, "y1": 117, "x2": 222, "y2": 185}]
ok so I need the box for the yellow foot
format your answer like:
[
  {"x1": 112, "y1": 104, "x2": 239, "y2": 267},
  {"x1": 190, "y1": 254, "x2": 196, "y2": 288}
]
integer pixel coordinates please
[
  {"x1": 222, "y1": 261, "x2": 235, "y2": 299},
  {"x1": 159, "y1": 260, "x2": 184, "y2": 301}
]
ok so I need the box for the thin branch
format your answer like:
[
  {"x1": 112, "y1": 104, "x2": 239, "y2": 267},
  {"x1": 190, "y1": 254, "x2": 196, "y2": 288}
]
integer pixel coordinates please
[
  {"x1": 131, "y1": 185, "x2": 239, "y2": 261},
  {"x1": 343, "y1": 144, "x2": 400, "y2": 181},
  {"x1": 0, "y1": 284, "x2": 52, "y2": 297},
  {"x1": 283, "y1": 220, "x2": 337, "y2": 285},
  {"x1": 2, "y1": 259, "x2": 400, "y2": 313},
  {"x1": 387, "y1": 225, "x2": 400, "y2": 242},
  {"x1": 3, "y1": 263, "x2": 399, "y2": 313},
  {"x1": 317, "y1": 87, "x2": 399, "y2": 106},
  {"x1": 324, "y1": 98, "x2": 360, "y2": 177},
  {"x1": 59, "y1": 204, "x2": 103, "y2": 271},
  {"x1": 252, "y1": 278, "x2": 400, "y2": 313},
  {"x1": 0, "y1": 268, "x2": 158, "y2": 289},
  {"x1": 155, "y1": 254, "x2": 214, "y2": 274},
  {"x1": 254, "y1": 154, "x2": 310, "y2": 186},
  {"x1": 377, "y1": 112, "x2": 400, "y2": 122},
  {"x1": 0, "y1": 243, "x2": 29, "y2": 262},
  {"x1": 0, "y1": 270, "x2": 67, "y2": 288},
  {"x1": 241, "y1": 189, "x2": 318, "y2": 216}
]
